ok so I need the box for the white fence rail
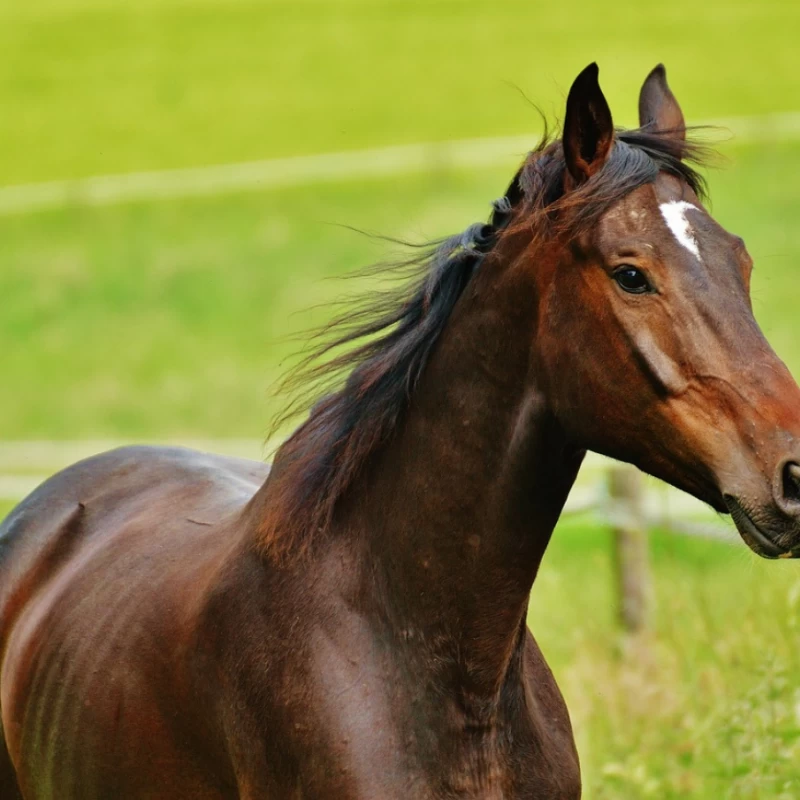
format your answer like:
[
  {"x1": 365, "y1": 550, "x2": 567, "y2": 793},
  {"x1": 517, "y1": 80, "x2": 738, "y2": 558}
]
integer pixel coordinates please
[{"x1": 3, "y1": 111, "x2": 800, "y2": 216}]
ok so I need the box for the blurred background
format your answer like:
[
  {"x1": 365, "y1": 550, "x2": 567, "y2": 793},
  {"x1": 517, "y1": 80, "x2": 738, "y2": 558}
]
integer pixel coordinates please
[{"x1": 3, "y1": 1, "x2": 800, "y2": 797}]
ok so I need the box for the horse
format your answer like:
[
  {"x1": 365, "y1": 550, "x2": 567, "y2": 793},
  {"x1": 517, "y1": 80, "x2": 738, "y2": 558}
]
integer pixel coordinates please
[{"x1": 3, "y1": 62, "x2": 800, "y2": 799}]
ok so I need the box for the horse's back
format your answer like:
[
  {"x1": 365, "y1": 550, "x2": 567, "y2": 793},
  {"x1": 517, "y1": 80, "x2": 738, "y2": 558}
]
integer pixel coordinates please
[
  {"x1": 0, "y1": 445, "x2": 269, "y2": 635},
  {"x1": 0, "y1": 445, "x2": 269, "y2": 799},
  {"x1": 2, "y1": 442, "x2": 266, "y2": 542},
  {"x1": 0, "y1": 443, "x2": 268, "y2": 573}
]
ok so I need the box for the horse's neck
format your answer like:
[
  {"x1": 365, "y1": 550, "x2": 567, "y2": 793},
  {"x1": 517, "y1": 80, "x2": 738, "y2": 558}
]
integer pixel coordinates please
[{"x1": 339, "y1": 257, "x2": 584, "y2": 700}]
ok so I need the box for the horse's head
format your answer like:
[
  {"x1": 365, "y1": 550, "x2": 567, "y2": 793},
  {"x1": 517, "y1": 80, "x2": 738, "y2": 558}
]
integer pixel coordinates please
[{"x1": 525, "y1": 63, "x2": 800, "y2": 558}]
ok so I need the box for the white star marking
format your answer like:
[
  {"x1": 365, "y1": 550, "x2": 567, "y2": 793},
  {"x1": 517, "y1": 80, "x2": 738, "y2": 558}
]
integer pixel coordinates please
[{"x1": 659, "y1": 200, "x2": 701, "y2": 259}]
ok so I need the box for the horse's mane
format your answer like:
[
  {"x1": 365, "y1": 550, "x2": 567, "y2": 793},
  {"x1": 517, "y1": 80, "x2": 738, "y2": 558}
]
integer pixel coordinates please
[{"x1": 258, "y1": 126, "x2": 712, "y2": 559}]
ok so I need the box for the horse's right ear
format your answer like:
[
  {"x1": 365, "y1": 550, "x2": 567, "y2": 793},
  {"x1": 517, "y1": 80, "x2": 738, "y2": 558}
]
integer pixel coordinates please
[{"x1": 563, "y1": 63, "x2": 614, "y2": 186}]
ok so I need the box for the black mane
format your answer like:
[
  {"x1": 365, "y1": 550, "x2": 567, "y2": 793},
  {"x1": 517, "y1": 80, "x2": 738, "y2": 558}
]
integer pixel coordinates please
[{"x1": 259, "y1": 126, "x2": 712, "y2": 558}]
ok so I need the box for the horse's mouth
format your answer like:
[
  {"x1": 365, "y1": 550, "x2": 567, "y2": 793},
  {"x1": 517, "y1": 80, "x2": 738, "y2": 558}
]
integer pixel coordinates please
[{"x1": 724, "y1": 497, "x2": 798, "y2": 560}]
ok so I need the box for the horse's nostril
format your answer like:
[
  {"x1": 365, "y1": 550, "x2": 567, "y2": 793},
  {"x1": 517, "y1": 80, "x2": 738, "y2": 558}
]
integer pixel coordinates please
[{"x1": 782, "y1": 462, "x2": 800, "y2": 505}]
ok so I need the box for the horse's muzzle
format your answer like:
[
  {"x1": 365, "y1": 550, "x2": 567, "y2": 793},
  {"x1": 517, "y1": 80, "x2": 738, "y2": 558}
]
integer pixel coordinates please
[{"x1": 725, "y1": 495, "x2": 800, "y2": 560}]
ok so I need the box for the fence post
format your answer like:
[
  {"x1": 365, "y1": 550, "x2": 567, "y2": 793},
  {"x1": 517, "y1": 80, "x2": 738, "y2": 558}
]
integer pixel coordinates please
[{"x1": 608, "y1": 466, "x2": 650, "y2": 632}]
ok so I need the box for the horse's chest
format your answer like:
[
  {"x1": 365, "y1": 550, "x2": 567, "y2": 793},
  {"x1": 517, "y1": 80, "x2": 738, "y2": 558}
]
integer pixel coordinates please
[
  {"x1": 287, "y1": 651, "x2": 580, "y2": 799},
  {"x1": 291, "y1": 729, "x2": 579, "y2": 800},
  {"x1": 245, "y1": 608, "x2": 579, "y2": 798}
]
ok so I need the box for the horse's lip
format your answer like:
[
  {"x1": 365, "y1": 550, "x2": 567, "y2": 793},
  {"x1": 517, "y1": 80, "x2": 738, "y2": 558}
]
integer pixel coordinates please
[{"x1": 724, "y1": 496, "x2": 788, "y2": 559}]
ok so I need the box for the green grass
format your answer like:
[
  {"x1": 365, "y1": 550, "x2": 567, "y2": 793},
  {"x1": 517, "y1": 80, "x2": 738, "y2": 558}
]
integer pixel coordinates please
[
  {"x1": 0, "y1": 166, "x2": 507, "y2": 437},
  {"x1": 532, "y1": 520, "x2": 800, "y2": 800},
  {"x1": 3, "y1": 1, "x2": 800, "y2": 797},
  {"x1": 2, "y1": 1, "x2": 800, "y2": 183}
]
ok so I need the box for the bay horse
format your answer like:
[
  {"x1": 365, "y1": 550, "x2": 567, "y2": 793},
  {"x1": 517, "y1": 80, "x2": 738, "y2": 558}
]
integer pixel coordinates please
[{"x1": 3, "y1": 63, "x2": 800, "y2": 799}]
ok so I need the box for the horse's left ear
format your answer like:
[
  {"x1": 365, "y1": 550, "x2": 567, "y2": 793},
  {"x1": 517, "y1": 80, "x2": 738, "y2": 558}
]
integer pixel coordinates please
[
  {"x1": 563, "y1": 63, "x2": 615, "y2": 186},
  {"x1": 638, "y1": 64, "x2": 686, "y2": 140}
]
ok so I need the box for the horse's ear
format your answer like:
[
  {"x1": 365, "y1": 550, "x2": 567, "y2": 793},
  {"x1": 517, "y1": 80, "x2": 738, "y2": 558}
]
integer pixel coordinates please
[
  {"x1": 563, "y1": 63, "x2": 614, "y2": 186},
  {"x1": 638, "y1": 64, "x2": 686, "y2": 141}
]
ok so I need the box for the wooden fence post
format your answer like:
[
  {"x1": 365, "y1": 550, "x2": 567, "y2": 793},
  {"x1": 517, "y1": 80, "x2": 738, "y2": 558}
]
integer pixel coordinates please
[{"x1": 608, "y1": 466, "x2": 650, "y2": 633}]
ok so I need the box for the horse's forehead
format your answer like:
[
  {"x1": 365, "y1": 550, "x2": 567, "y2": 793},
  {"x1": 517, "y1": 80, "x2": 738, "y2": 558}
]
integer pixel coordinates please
[
  {"x1": 597, "y1": 176, "x2": 710, "y2": 248},
  {"x1": 596, "y1": 183, "x2": 664, "y2": 240}
]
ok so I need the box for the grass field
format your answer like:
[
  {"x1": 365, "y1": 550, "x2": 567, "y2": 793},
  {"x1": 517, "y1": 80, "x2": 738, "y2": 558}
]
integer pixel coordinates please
[
  {"x1": 3, "y1": 1, "x2": 800, "y2": 184},
  {"x1": 533, "y1": 521, "x2": 800, "y2": 800},
  {"x1": 3, "y1": 1, "x2": 800, "y2": 797}
]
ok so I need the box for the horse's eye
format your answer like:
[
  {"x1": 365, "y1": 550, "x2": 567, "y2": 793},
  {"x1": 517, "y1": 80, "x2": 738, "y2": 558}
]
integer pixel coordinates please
[{"x1": 613, "y1": 266, "x2": 653, "y2": 295}]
